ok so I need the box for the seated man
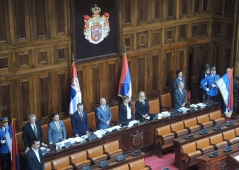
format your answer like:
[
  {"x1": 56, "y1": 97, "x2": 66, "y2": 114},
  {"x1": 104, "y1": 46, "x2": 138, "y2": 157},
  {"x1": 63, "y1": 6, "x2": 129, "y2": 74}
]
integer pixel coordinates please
[
  {"x1": 173, "y1": 81, "x2": 186, "y2": 109},
  {"x1": 96, "y1": 98, "x2": 112, "y2": 130}
]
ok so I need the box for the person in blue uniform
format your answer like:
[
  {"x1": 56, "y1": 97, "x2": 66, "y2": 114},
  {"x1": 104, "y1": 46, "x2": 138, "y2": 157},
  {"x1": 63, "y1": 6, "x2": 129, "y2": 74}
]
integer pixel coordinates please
[
  {"x1": 200, "y1": 66, "x2": 220, "y2": 101},
  {"x1": 0, "y1": 117, "x2": 12, "y2": 170}
]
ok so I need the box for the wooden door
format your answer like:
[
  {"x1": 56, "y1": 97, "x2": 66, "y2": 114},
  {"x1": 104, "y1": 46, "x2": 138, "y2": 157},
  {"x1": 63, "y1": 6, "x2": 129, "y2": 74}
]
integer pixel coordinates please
[{"x1": 188, "y1": 44, "x2": 208, "y2": 103}]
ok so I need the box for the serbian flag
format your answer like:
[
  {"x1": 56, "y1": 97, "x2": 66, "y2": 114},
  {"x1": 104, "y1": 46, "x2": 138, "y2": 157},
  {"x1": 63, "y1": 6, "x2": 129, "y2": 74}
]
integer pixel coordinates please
[
  {"x1": 69, "y1": 60, "x2": 82, "y2": 114},
  {"x1": 118, "y1": 52, "x2": 132, "y2": 99},
  {"x1": 216, "y1": 69, "x2": 233, "y2": 117},
  {"x1": 11, "y1": 118, "x2": 20, "y2": 170}
]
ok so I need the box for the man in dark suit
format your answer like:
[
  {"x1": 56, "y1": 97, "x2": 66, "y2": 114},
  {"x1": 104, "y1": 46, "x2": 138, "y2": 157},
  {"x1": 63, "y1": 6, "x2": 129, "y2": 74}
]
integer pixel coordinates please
[
  {"x1": 173, "y1": 81, "x2": 186, "y2": 109},
  {"x1": 22, "y1": 114, "x2": 47, "y2": 153},
  {"x1": 71, "y1": 103, "x2": 89, "y2": 136},
  {"x1": 48, "y1": 113, "x2": 67, "y2": 144},
  {"x1": 96, "y1": 98, "x2": 112, "y2": 129},
  {"x1": 26, "y1": 138, "x2": 44, "y2": 170},
  {"x1": 118, "y1": 96, "x2": 134, "y2": 124}
]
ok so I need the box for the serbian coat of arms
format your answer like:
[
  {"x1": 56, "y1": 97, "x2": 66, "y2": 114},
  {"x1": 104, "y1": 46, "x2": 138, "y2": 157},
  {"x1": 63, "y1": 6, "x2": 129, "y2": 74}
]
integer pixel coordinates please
[{"x1": 83, "y1": 5, "x2": 110, "y2": 44}]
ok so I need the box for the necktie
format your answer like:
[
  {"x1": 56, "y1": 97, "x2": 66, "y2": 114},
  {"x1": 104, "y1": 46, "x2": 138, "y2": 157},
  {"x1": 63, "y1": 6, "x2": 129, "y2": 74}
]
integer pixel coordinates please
[
  {"x1": 80, "y1": 112, "x2": 83, "y2": 120},
  {"x1": 103, "y1": 106, "x2": 106, "y2": 112},
  {"x1": 34, "y1": 125, "x2": 38, "y2": 137},
  {"x1": 56, "y1": 122, "x2": 60, "y2": 132}
]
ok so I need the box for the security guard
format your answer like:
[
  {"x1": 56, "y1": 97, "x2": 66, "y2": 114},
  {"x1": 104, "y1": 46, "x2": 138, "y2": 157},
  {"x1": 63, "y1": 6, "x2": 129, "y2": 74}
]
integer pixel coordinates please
[
  {"x1": 200, "y1": 66, "x2": 220, "y2": 101},
  {"x1": 0, "y1": 117, "x2": 12, "y2": 170}
]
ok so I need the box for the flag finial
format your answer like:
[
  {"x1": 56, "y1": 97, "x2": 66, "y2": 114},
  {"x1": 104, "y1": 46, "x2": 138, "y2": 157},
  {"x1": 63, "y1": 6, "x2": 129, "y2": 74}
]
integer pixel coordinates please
[{"x1": 124, "y1": 45, "x2": 126, "y2": 53}]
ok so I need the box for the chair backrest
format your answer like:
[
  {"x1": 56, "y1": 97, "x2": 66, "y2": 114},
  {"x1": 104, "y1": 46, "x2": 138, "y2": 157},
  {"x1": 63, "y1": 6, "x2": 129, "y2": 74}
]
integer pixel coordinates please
[
  {"x1": 196, "y1": 138, "x2": 210, "y2": 149},
  {"x1": 223, "y1": 129, "x2": 236, "y2": 140},
  {"x1": 70, "y1": 150, "x2": 88, "y2": 163},
  {"x1": 16, "y1": 131, "x2": 25, "y2": 152},
  {"x1": 111, "y1": 164, "x2": 129, "y2": 170},
  {"x1": 156, "y1": 125, "x2": 171, "y2": 136},
  {"x1": 87, "y1": 145, "x2": 104, "y2": 158},
  {"x1": 149, "y1": 98, "x2": 160, "y2": 114},
  {"x1": 210, "y1": 134, "x2": 224, "y2": 144},
  {"x1": 196, "y1": 114, "x2": 210, "y2": 124},
  {"x1": 44, "y1": 161, "x2": 52, "y2": 170},
  {"x1": 103, "y1": 140, "x2": 120, "y2": 153},
  {"x1": 41, "y1": 124, "x2": 48, "y2": 144},
  {"x1": 110, "y1": 105, "x2": 119, "y2": 124},
  {"x1": 160, "y1": 93, "x2": 172, "y2": 110},
  {"x1": 87, "y1": 111, "x2": 97, "y2": 131},
  {"x1": 170, "y1": 121, "x2": 184, "y2": 131},
  {"x1": 235, "y1": 127, "x2": 239, "y2": 136},
  {"x1": 184, "y1": 118, "x2": 197, "y2": 128},
  {"x1": 209, "y1": 110, "x2": 222, "y2": 120},
  {"x1": 52, "y1": 156, "x2": 70, "y2": 169},
  {"x1": 181, "y1": 142, "x2": 197, "y2": 154},
  {"x1": 128, "y1": 159, "x2": 146, "y2": 170},
  {"x1": 63, "y1": 117, "x2": 73, "y2": 138}
]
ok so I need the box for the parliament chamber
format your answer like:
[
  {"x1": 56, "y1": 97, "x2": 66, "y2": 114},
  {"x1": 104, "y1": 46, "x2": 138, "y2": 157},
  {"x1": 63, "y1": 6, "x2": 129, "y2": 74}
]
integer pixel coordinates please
[{"x1": 1, "y1": 0, "x2": 239, "y2": 169}]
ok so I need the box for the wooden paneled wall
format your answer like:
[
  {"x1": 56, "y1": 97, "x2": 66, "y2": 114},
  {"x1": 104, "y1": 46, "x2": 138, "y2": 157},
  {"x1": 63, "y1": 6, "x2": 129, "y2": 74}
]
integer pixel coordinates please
[{"x1": 0, "y1": 0, "x2": 236, "y2": 130}]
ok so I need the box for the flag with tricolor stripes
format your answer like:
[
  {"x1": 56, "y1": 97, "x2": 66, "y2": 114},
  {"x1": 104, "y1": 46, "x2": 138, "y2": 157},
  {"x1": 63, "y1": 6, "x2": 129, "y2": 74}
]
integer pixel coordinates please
[{"x1": 118, "y1": 52, "x2": 132, "y2": 99}]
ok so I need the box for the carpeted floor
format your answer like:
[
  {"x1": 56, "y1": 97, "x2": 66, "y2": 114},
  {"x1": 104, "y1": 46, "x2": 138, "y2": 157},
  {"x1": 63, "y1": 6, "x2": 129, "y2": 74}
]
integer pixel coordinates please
[{"x1": 145, "y1": 153, "x2": 179, "y2": 170}]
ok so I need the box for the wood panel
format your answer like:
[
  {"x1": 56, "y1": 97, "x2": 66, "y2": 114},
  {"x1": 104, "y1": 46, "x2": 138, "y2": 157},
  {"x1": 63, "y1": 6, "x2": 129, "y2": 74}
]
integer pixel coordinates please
[
  {"x1": 0, "y1": 0, "x2": 10, "y2": 43},
  {"x1": 0, "y1": 0, "x2": 236, "y2": 131}
]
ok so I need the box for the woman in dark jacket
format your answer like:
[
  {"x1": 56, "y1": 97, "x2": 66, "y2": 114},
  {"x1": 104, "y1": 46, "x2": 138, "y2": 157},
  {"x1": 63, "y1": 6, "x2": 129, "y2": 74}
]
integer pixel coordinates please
[
  {"x1": 135, "y1": 91, "x2": 150, "y2": 121},
  {"x1": 118, "y1": 96, "x2": 134, "y2": 124}
]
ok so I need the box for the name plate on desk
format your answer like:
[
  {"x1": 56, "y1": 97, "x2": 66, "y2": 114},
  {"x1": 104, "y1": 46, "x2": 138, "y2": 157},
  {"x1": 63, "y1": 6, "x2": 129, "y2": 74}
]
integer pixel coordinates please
[
  {"x1": 209, "y1": 151, "x2": 218, "y2": 158},
  {"x1": 185, "y1": 134, "x2": 194, "y2": 140},
  {"x1": 116, "y1": 154, "x2": 125, "y2": 162},
  {"x1": 82, "y1": 166, "x2": 91, "y2": 170},
  {"x1": 88, "y1": 134, "x2": 97, "y2": 141},
  {"x1": 132, "y1": 149, "x2": 142, "y2": 156},
  {"x1": 99, "y1": 160, "x2": 108, "y2": 168},
  {"x1": 64, "y1": 142, "x2": 72, "y2": 148}
]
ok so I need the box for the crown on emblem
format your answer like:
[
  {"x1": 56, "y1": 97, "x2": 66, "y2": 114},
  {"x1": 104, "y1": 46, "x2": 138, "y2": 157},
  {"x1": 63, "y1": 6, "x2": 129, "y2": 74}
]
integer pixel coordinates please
[{"x1": 91, "y1": 4, "x2": 101, "y2": 15}]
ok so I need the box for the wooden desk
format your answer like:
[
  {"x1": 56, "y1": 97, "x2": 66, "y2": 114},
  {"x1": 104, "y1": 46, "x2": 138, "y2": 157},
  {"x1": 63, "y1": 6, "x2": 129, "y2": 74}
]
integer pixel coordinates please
[
  {"x1": 90, "y1": 152, "x2": 145, "y2": 170},
  {"x1": 173, "y1": 121, "x2": 239, "y2": 170},
  {"x1": 196, "y1": 144, "x2": 239, "y2": 170},
  {"x1": 226, "y1": 151, "x2": 239, "y2": 170},
  {"x1": 20, "y1": 104, "x2": 220, "y2": 168}
]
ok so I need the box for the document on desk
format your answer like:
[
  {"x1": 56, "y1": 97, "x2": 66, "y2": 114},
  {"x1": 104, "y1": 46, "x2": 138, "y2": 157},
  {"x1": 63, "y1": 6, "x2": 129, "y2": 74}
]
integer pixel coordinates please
[{"x1": 234, "y1": 155, "x2": 239, "y2": 161}]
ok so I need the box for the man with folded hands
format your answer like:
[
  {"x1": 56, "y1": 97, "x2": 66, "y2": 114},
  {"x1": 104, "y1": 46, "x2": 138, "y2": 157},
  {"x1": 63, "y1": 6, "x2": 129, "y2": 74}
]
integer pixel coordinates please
[
  {"x1": 173, "y1": 81, "x2": 186, "y2": 109},
  {"x1": 48, "y1": 113, "x2": 67, "y2": 144}
]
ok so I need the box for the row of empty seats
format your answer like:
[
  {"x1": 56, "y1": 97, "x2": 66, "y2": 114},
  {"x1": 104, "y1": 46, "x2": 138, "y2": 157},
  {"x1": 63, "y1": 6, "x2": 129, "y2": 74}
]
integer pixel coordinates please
[
  {"x1": 181, "y1": 128, "x2": 239, "y2": 165},
  {"x1": 155, "y1": 110, "x2": 225, "y2": 156},
  {"x1": 111, "y1": 158, "x2": 150, "y2": 170},
  {"x1": 44, "y1": 140, "x2": 122, "y2": 170}
]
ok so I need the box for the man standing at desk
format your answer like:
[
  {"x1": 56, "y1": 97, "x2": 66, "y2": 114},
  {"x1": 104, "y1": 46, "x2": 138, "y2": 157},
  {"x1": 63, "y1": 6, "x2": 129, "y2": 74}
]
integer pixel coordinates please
[
  {"x1": 22, "y1": 114, "x2": 47, "y2": 153},
  {"x1": 0, "y1": 117, "x2": 12, "y2": 170},
  {"x1": 26, "y1": 138, "x2": 44, "y2": 170},
  {"x1": 71, "y1": 103, "x2": 89, "y2": 136},
  {"x1": 174, "y1": 81, "x2": 186, "y2": 109},
  {"x1": 96, "y1": 98, "x2": 112, "y2": 129},
  {"x1": 48, "y1": 113, "x2": 67, "y2": 144}
]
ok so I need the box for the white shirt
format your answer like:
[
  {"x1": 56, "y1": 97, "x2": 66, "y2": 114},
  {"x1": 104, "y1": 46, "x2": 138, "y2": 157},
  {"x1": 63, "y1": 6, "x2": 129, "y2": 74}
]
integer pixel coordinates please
[
  {"x1": 31, "y1": 124, "x2": 37, "y2": 132},
  {"x1": 32, "y1": 148, "x2": 41, "y2": 163},
  {"x1": 126, "y1": 105, "x2": 132, "y2": 119}
]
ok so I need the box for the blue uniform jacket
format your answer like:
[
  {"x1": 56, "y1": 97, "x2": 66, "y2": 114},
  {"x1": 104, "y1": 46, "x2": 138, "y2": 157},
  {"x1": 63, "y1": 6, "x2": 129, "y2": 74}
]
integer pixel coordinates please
[
  {"x1": 0, "y1": 126, "x2": 12, "y2": 153},
  {"x1": 200, "y1": 74, "x2": 220, "y2": 96}
]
